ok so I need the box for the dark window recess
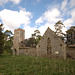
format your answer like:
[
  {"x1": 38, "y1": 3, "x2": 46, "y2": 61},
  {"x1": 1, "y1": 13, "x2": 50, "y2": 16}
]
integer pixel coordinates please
[
  {"x1": 14, "y1": 49, "x2": 17, "y2": 55},
  {"x1": 54, "y1": 36, "x2": 56, "y2": 38},
  {"x1": 42, "y1": 37, "x2": 44, "y2": 39},
  {"x1": 26, "y1": 50, "x2": 28, "y2": 52},
  {"x1": 60, "y1": 44, "x2": 62, "y2": 46}
]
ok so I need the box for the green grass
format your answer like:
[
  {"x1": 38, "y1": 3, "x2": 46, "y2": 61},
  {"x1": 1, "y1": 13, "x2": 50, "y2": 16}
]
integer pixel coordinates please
[{"x1": 0, "y1": 55, "x2": 75, "y2": 75}]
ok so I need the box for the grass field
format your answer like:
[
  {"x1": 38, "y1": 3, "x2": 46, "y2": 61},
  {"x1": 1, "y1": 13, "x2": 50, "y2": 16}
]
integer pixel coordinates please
[{"x1": 0, "y1": 55, "x2": 75, "y2": 75}]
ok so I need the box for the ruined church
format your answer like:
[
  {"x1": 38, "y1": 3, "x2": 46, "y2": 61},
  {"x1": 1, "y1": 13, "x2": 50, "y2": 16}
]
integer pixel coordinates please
[{"x1": 13, "y1": 27, "x2": 67, "y2": 59}]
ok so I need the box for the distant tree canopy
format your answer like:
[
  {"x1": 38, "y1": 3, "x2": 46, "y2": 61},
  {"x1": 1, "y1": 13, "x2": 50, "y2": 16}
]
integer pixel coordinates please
[
  {"x1": 0, "y1": 24, "x2": 4, "y2": 54},
  {"x1": 54, "y1": 20, "x2": 65, "y2": 36}
]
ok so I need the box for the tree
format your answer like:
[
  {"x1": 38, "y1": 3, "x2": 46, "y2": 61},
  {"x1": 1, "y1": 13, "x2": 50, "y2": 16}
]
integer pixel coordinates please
[
  {"x1": 4, "y1": 30, "x2": 13, "y2": 54},
  {"x1": 22, "y1": 38, "x2": 36, "y2": 47},
  {"x1": 34, "y1": 30, "x2": 40, "y2": 37},
  {"x1": 54, "y1": 20, "x2": 65, "y2": 36},
  {"x1": 32, "y1": 33, "x2": 36, "y2": 38},
  {"x1": 66, "y1": 26, "x2": 75, "y2": 45},
  {"x1": 4, "y1": 30, "x2": 13, "y2": 41},
  {"x1": 0, "y1": 24, "x2": 4, "y2": 54},
  {"x1": 32, "y1": 30, "x2": 40, "y2": 38},
  {"x1": 66, "y1": 26, "x2": 75, "y2": 34},
  {"x1": 32, "y1": 30, "x2": 41, "y2": 44},
  {"x1": 36, "y1": 35, "x2": 41, "y2": 44}
]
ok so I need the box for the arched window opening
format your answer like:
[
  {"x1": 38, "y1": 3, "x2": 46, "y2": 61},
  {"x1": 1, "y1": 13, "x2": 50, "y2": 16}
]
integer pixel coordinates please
[
  {"x1": 14, "y1": 49, "x2": 17, "y2": 55},
  {"x1": 47, "y1": 37, "x2": 52, "y2": 54}
]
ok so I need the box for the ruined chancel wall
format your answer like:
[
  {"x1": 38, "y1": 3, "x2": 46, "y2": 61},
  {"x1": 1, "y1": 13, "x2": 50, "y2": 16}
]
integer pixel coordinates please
[
  {"x1": 37, "y1": 27, "x2": 66, "y2": 59},
  {"x1": 19, "y1": 47, "x2": 37, "y2": 56}
]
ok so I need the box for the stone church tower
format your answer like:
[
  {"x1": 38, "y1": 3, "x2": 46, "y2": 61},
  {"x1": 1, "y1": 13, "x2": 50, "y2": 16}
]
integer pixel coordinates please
[{"x1": 13, "y1": 28, "x2": 25, "y2": 55}]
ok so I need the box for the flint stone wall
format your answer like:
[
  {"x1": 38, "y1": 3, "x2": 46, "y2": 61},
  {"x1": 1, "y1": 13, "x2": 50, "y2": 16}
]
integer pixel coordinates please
[
  {"x1": 66, "y1": 46, "x2": 75, "y2": 59},
  {"x1": 19, "y1": 47, "x2": 37, "y2": 56},
  {"x1": 37, "y1": 27, "x2": 66, "y2": 59}
]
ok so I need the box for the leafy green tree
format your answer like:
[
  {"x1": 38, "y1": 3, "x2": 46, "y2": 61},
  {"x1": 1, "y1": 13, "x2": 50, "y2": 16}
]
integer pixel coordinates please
[
  {"x1": 36, "y1": 35, "x2": 41, "y2": 44},
  {"x1": 23, "y1": 30, "x2": 41, "y2": 48},
  {"x1": 66, "y1": 26, "x2": 75, "y2": 45},
  {"x1": 4, "y1": 30, "x2": 13, "y2": 40},
  {"x1": 54, "y1": 20, "x2": 65, "y2": 36},
  {"x1": 34, "y1": 30, "x2": 40, "y2": 37},
  {"x1": 23, "y1": 38, "x2": 36, "y2": 47},
  {"x1": 32, "y1": 30, "x2": 41, "y2": 44},
  {"x1": 0, "y1": 24, "x2": 4, "y2": 54},
  {"x1": 66, "y1": 26, "x2": 75, "y2": 34},
  {"x1": 4, "y1": 30, "x2": 13, "y2": 54},
  {"x1": 32, "y1": 33, "x2": 36, "y2": 38},
  {"x1": 32, "y1": 30, "x2": 40, "y2": 39}
]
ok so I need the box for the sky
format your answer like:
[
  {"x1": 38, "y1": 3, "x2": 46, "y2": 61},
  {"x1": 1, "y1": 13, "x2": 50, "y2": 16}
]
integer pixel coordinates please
[{"x1": 0, "y1": 0, "x2": 75, "y2": 38}]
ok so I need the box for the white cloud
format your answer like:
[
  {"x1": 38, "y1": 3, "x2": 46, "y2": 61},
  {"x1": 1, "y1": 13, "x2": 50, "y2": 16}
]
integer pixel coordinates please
[
  {"x1": 61, "y1": 0, "x2": 68, "y2": 11},
  {"x1": 0, "y1": 0, "x2": 21, "y2": 5},
  {"x1": 64, "y1": 19, "x2": 73, "y2": 27},
  {"x1": 70, "y1": 0, "x2": 75, "y2": 8},
  {"x1": 61, "y1": 0, "x2": 75, "y2": 12},
  {"x1": 38, "y1": 23, "x2": 55, "y2": 36},
  {"x1": 24, "y1": 26, "x2": 37, "y2": 39},
  {"x1": 35, "y1": 17, "x2": 43, "y2": 25},
  {"x1": 0, "y1": 9, "x2": 32, "y2": 32},
  {"x1": 0, "y1": 0, "x2": 8, "y2": 6},
  {"x1": 63, "y1": 9, "x2": 75, "y2": 27},
  {"x1": 36, "y1": 7, "x2": 75, "y2": 35},
  {"x1": 36, "y1": 8, "x2": 62, "y2": 25},
  {"x1": 10, "y1": 0, "x2": 21, "y2": 4},
  {"x1": 43, "y1": 8, "x2": 61, "y2": 23},
  {"x1": 61, "y1": 0, "x2": 75, "y2": 29},
  {"x1": 38, "y1": 25, "x2": 48, "y2": 36},
  {"x1": 35, "y1": 8, "x2": 63, "y2": 35},
  {"x1": 71, "y1": 9, "x2": 75, "y2": 20},
  {"x1": 19, "y1": 6, "x2": 26, "y2": 11}
]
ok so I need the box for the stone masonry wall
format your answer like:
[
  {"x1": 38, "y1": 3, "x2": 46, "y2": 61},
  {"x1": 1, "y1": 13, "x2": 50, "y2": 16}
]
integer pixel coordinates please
[
  {"x1": 13, "y1": 28, "x2": 25, "y2": 55},
  {"x1": 37, "y1": 27, "x2": 66, "y2": 59},
  {"x1": 19, "y1": 47, "x2": 37, "y2": 56},
  {"x1": 66, "y1": 46, "x2": 75, "y2": 59}
]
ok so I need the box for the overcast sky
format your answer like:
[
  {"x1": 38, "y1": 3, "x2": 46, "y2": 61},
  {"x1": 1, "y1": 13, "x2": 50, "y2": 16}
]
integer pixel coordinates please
[{"x1": 0, "y1": 0, "x2": 75, "y2": 38}]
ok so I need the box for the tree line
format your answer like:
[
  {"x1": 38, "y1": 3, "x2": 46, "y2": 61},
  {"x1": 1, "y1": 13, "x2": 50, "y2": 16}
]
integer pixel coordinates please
[{"x1": 0, "y1": 24, "x2": 13, "y2": 55}]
